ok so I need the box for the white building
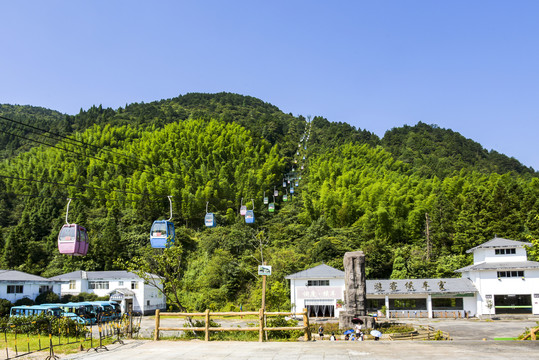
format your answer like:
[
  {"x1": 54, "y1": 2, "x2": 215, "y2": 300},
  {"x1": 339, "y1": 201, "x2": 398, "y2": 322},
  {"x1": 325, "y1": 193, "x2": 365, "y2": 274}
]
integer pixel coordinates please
[
  {"x1": 286, "y1": 237, "x2": 539, "y2": 318},
  {"x1": 0, "y1": 270, "x2": 62, "y2": 303},
  {"x1": 456, "y1": 237, "x2": 539, "y2": 316},
  {"x1": 285, "y1": 264, "x2": 346, "y2": 318},
  {"x1": 49, "y1": 270, "x2": 166, "y2": 315}
]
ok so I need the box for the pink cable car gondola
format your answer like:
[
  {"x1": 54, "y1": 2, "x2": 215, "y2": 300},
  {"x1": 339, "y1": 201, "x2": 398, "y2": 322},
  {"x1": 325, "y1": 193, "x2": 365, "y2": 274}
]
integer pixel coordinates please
[{"x1": 58, "y1": 199, "x2": 89, "y2": 256}]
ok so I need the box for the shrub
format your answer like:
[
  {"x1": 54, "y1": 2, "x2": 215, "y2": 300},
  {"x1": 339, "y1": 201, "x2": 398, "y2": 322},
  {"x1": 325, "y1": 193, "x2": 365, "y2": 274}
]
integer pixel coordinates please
[
  {"x1": 35, "y1": 291, "x2": 60, "y2": 305},
  {"x1": 14, "y1": 298, "x2": 34, "y2": 306},
  {"x1": 0, "y1": 299, "x2": 13, "y2": 317}
]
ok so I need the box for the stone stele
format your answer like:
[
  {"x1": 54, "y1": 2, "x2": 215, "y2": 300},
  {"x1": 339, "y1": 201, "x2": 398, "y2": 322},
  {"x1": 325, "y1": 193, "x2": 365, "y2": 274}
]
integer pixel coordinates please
[{"x1": 338, "y1": 251, "x2": 375, "y2": 329}]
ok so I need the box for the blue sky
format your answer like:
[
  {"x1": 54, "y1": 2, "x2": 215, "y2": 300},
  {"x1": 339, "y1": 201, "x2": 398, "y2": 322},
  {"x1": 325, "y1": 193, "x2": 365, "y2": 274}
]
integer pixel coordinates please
[{"x1": 1, "y1": 1, "x2": 538, "y2": 169}]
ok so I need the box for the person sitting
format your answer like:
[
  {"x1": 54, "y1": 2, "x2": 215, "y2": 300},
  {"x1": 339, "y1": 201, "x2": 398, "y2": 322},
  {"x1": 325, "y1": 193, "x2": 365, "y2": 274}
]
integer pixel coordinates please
[
  {"x1": 344, "y1": 334, "x2": 350, "y2": 341},
  {"x1": 330, "y1": 332, "x2": 336, "y2": 341}
]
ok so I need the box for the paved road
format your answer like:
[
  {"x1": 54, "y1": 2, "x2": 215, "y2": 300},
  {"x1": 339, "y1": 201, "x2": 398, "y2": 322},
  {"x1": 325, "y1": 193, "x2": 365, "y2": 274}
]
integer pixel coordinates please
[
  {"x1": 60, "y1": 317, "x2": 539, "y2": 359},
  {"x1": 396, "y1": 317, "x2": 539, "y2": 340},
  {"x1": 64, "y1": 339, "x2": 539, "y2": 360}
]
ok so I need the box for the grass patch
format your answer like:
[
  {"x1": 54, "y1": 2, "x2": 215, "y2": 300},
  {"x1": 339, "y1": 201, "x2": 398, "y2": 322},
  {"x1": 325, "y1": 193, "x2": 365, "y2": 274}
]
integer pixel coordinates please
[
  {"x1": 493, "y1": 337, "x2": 518, "y2": 341},
  {"x1": 0, "y1": 333, "x2": 116, "y2": 357}
]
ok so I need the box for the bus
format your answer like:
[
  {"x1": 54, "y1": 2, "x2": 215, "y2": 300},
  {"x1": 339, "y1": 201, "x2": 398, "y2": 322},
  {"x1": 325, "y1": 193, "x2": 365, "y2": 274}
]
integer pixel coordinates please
[{"x1": 10, "y1": 305, "x2": 63, "y2": 318}]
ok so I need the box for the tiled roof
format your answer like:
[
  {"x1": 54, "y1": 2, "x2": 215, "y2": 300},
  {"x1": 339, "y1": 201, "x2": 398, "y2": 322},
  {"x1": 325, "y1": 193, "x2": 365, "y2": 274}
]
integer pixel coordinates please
[
  {"x1": 49, "y1": 270, "x2": 154, "y2": 281},
  {"x1": 466, "y1": 237, "x2": 531, "y2": 253},
  {"x1": 285, "y1": 264, "x2": 344, "y2": 279},
  {"x1": 0, "y1": 270, "x2": 55, "y2": 282},
  {"x1": 366, "y1": 278, "x2": 477, "y2": 295},
  {"x1": 455, "y1": 261, "x2": 539, "y2": 272}
]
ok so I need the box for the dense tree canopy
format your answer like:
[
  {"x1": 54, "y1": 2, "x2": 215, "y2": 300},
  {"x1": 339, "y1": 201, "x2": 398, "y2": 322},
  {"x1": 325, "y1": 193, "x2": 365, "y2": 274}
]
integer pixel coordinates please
[{"x1": 0, "y1": 93, "x2": 537, "y2": 311}]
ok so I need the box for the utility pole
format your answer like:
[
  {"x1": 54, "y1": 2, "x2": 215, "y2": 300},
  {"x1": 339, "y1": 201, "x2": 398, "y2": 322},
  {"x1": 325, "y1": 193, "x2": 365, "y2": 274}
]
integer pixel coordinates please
[{"x1": 425, "y1": 212, "x2": 431, "y2": 261}]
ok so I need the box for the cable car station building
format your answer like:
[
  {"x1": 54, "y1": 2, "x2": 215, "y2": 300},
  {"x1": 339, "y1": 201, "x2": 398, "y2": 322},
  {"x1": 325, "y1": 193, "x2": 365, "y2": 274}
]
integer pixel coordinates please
[{"x1": 286, "y1": 238, "x2": 539, "y2": 318}]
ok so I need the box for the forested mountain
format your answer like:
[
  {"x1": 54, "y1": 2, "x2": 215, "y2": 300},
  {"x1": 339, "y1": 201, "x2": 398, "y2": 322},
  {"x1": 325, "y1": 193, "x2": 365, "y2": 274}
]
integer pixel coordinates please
[
  {"x1": 381, "y1": 122, "x2": 536, "y2": 178},
  {"x1": 0, "y1": 93, "x2": 537, "y2": 312}
]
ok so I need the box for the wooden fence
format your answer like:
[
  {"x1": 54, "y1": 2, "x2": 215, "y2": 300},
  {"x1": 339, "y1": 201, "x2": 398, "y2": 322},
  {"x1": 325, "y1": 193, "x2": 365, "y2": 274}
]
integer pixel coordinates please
[{"x1": 154, "y1": 308, "x2": 311, "y2": 342}]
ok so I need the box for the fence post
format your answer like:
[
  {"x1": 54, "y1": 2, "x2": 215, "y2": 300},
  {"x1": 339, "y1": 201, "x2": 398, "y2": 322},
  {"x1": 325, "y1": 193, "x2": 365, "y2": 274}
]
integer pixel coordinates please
[
  {"x1": 303, "y1": 308, "x2": 310, "y2": 341},
  {"x1": 205, "y1": 309, "x2": 210, "y2": 342},
  {"x1": 154, "y1": 309, "x2": 160, "y2": 341},
  {"x1": 259, "y1": 308, "x2": 264, "y2": 342}
]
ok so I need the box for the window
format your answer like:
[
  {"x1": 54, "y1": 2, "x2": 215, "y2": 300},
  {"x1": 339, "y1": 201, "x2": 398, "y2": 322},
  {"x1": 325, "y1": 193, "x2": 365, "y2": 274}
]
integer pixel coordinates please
[
  {"x1": 7, "y1": 285, "x2": 23, "y2": 294},
  {"x1": 495, "y1": 248, "x2": 516, "y2": 255},
  {"x1": 497, "y1": 271, "x2": 524, "y2": 278},
  {"x1": 88, "y1": 281, "x2": 109, "y2": 290},
  {"x1": 390, "y1": 298, "x2": 427, "y2": 310},
  {"x1": 307, "y1": 280, "x2": 330, "y2": 286},
  {"x1": 432, "y1": 298, "x2": 463, "y2": 310},
  {"x1": 118, "y1": 281, "x2": 124, "y2": 286},
  {"x1": 131, "y1": 281, "x2": 139, "y2": 290},
  {"x1": 69, "y1": 280, "x2": 76, "y2": 290},
  {"x1": 147, "y1": 300, "x2": 150, "y2": 306}
]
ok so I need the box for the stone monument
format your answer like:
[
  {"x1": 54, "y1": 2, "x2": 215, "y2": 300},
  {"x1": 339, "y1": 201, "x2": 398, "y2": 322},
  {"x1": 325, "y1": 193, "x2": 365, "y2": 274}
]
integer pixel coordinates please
[{"x1": 338, "y1": 251, "x2": 375, "y2": 329}]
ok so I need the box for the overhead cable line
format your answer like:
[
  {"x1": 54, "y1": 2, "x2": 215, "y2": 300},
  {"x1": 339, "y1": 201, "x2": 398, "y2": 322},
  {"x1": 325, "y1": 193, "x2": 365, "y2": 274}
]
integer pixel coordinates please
[
  {"x1": 0, "y1": 128, "x2": 127, "y2": 169},
  {"x1": 0, "y1": 115, "x2": 152, "y2": 168},
  {"x1": 0, "y1": 115, "x2": 182, "y2": 184},
  {"x1": 0, "y1": 174, "x2": 166, "y2": 198}
]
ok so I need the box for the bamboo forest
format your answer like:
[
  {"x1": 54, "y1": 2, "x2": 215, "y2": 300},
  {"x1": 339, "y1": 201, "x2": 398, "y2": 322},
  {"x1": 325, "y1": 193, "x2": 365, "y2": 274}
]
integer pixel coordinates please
[{"x1": 0, "y1": 92, "x2": 538, "y2": 312}]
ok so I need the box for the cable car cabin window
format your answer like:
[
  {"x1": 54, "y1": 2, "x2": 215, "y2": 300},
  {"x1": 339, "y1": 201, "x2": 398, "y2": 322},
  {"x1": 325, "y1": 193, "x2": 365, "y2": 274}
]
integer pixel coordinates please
[
  {"x1": 7, "y1": 285, "x2": 23, "y2": 294},
  {"x1": 59, "y1": 226, "x2": 76, "y2": 242},
  {"x1": 151, "y1": 223, "x2": 167, "y2": 237},
  {"x1": 495, "y1": 248, "x2": 516, "y2": 255},
  {"x1": 168, "y1": 223, "x2": 175, "y2": 238}
]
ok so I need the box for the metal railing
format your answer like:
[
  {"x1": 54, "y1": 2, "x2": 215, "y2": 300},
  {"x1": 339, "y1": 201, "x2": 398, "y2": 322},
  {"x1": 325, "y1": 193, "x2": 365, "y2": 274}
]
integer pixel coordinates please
[{"x1": 0, "y1": 314, "x2": 141, "y2": 359}]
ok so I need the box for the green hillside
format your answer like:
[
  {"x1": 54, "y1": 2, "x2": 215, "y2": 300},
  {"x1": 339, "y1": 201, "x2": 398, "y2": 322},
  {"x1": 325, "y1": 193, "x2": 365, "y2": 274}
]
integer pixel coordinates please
[{"x1": 0, "y1": 93, "x2": 538, "y2": 311}]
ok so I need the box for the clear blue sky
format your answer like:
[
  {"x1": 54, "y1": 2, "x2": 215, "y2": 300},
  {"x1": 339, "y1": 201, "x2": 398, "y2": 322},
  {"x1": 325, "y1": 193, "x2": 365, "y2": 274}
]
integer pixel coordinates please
[{"x1": 1, "y1": 1, "x2": 538, "y2": 169}]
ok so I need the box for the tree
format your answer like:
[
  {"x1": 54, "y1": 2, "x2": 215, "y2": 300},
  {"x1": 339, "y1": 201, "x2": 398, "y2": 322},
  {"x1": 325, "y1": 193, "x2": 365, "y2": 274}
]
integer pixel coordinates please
[{"x1": 123, "y1": 244, "x2": 186, "y2": 311}]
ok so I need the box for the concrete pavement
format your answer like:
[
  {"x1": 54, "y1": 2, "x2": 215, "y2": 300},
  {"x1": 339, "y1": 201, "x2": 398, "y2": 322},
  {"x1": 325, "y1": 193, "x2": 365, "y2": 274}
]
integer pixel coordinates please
[{"x1": 63, "y1": 339, "x2": 539, "y2": 360}]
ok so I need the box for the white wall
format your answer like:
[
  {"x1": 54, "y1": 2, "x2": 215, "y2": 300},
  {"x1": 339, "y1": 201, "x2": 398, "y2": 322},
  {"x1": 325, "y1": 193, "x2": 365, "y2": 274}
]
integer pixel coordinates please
[
  {"x1": 0, "y1": 282, "x2": 61, "y2": 303},
  {"x1": 290, "y1": 278, "x2": 345, "y2": 317},
  {"x1": 474, "y1": 248, "x2": 527, "y2": 264},
  {"x1": 467, "y1": 268, "x2": 539, "y2": 315}
]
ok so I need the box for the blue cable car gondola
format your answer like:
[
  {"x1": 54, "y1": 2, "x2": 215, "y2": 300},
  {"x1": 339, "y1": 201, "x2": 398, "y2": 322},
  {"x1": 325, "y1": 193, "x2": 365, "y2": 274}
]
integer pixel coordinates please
[
  {"x1": 245, "y1": 200, "x2": 255, "y2": 224},
  {"x1": 295, "y1": 181, "x2": 299, "y2": 187},
  {"x1": 205, "y1": 213, "x2": 216, "y2": 227},
  {"x1": 205, "y1": 202, "x2": 216, "y2": 227},
  {"x1": 150, "y1": 196, "x2": 175, "y2": 248},
  {"x1": 150, "y1": 220, "x2": 175, "y2": 248},
  {"x1": 58, "y1": 199, "x2": 89, "y2": 256},
  {"x1": 290, "y1": 187, "x2": 295, "y2": 194}
]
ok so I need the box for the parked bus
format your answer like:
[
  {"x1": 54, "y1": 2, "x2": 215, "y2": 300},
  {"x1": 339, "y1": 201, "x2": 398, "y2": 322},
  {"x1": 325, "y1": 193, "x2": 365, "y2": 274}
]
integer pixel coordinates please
[
  {"x1": 40, "y1": 303, "x2": 95, "y2": 325},
  {"x1": 10, "y1": 305, "x2": 63, "y2": 318}
]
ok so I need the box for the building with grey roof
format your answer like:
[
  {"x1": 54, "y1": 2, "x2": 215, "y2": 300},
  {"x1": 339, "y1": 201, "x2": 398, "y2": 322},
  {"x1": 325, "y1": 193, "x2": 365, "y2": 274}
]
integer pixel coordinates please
[
  {"x1": 0, "y1": 270, "x2": 62, "y2": 303},
  {"x1": 49, "y1": 270, "x2": 165, "y2": 315},
  {"x1": 286, "y1": 237, "x2": 539, "y2": 319}
]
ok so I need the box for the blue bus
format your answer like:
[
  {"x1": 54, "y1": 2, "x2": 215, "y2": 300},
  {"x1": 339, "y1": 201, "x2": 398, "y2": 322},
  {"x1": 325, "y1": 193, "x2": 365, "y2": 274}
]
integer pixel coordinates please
[{"x1": 10, "y1": 305, "x2": 63, "y2": 318}]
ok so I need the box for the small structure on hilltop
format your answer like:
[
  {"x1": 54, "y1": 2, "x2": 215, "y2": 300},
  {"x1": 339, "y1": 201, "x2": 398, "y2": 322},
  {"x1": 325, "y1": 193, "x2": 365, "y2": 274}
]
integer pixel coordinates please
[{"x1": 339, "y1": 251, "x2": 375, "y2": 329}]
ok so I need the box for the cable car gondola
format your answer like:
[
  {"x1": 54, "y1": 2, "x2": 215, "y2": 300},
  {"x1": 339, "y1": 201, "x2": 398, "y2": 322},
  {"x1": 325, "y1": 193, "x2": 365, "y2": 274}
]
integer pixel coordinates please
[
  {"x1": 290, "y1": 187, "x2": 295, "y2": 194},
  {"x1": 150, "y1": 196, "x2": 176, "y2": 248},
  {"x1": 263, "y1": 191, "x2": 268, "y2": 204},
  {"x1": 273, "y1": 187, "x2": 278, "y2": 197},
  {"x1": 58, "y1": 199, "x2": 89, "y2": 256},
  {"x1": 269, "y1": 196, "x2": 276, "y2": 213},
  {"x1": 205, "y1": 202, "x2": 216, "y2": 228},
  {"x1": 240, "y1": 198, "x2": 247, "y2": 216},
  {"x1": 245, "y1": 199, "x2": 255, "y2": 224}
]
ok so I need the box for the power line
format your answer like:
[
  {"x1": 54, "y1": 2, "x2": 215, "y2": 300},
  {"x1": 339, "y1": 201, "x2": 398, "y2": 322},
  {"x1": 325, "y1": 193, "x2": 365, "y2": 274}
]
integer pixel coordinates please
[
  {"x1": 0, "y1": 174, "x2": 166, "y2": 198},
  {"x1": 0, "y1": 115, "x2": 152, "y2": 167}
]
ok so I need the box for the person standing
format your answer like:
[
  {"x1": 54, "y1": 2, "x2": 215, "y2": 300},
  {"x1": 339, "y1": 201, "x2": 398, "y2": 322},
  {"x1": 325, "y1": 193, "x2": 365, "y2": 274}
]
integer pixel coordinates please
[
  {"x1": 354, "y1": 323, "x2": 363, "y2": 341},
  {"x1": 318, "y1": 325, "x2": 324, "y2": 340}
]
